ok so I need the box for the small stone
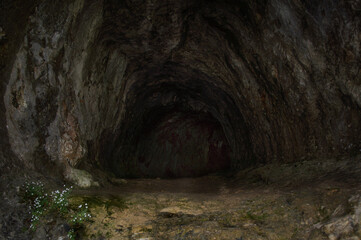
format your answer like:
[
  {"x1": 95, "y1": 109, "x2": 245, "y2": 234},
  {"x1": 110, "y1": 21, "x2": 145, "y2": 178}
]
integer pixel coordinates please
[
  {"x1": 159, "y1": 206, "x2": 183, "y2": 217},
  {"x1": 243, "y1": 222, "x2": 255, "y2": 228},
  {"x1": 159, "y1": 206, "x2": 202, "y2": 217},
  {"x1": 328, "y1": 234, "x2": 337, "y2": 240}
]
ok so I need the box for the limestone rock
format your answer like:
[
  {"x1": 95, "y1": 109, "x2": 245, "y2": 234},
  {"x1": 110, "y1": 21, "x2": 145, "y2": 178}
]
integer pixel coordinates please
[
  {"x1": 65, "y1": 167, "x2": 99, "y2": 188},
  {"x1": 318, "y1": 195, "x2": 361, "y2": 240}
]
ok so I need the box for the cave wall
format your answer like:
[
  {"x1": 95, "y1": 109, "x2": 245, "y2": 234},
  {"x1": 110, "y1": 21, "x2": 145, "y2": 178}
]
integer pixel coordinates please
[{"x1": 1, "y1": 0, "x2": 361, "y2": 177}]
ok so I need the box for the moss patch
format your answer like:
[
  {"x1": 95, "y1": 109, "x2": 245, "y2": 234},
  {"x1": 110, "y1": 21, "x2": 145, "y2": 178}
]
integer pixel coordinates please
[{"x1": 69, "y1": 195, "x2": 127, "y2": 213}]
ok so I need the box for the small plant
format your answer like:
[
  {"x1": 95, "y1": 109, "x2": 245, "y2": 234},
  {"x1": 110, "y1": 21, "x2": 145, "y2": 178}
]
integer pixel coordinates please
[
  {"x1": 70, "y1": 203, "x2": 91, "y2": 226},
  {"x1": 50, "y1": 186, "x2": 73, "y2": 214},
  {"x1": 23, "y1": 181, "x2": 45, "y2": 201},
  {"x1": 22, "y1": 181, "x2": 48, "y2": 230},
  {"x1": 244, "y1": 211, "x2": 268, "y2": 222},
  {"x1": 68, "y1": 228, "x2": 76, "y2": 240},
  {"x1": 29, "y1": 194, "x2": 49, "y2": 230},
  {"x1": 22, "y1": 182, "x2": 91, "y2": 239}
]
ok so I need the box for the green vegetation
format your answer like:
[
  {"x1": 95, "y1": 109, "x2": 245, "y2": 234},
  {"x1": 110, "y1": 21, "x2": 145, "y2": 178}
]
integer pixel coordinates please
[
  {"x1": 243, "y1": 211, "x2": 268, "y2": 223},
  {"x1": 21, "y1": 181, "x2": 91, "y2": 239},
  {"x1": 71, "y1": 195, "x2": 127, "y2": 215}
]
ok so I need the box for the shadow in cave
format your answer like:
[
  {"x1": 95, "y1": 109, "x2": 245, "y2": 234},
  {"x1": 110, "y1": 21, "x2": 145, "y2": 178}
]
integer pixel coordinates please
[{"x1": 112, "y1": 108, "x2": 232, "y2": 178}]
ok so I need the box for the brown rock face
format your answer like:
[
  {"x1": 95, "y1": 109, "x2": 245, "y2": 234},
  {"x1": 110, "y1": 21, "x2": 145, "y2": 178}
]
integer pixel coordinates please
[{"x1": 1, "y1": 0, "x2": 360, "y2": 178}]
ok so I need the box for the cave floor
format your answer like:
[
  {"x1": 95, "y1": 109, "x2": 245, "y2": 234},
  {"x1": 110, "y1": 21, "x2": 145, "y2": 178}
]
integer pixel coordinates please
[{"x1": 71, "y1": 156, "x2": 361, "y2": 240}]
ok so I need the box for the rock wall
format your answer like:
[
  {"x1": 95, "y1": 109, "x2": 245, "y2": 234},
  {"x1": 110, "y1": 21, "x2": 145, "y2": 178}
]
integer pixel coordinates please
[{"x1": 1, "y1": 0, "x2": 361, "y2": 178}]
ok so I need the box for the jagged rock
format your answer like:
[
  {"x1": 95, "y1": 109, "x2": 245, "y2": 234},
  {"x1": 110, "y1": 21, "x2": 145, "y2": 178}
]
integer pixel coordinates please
[{"x1": 316, "y1": 195, "x2": 361, "y2": 240}]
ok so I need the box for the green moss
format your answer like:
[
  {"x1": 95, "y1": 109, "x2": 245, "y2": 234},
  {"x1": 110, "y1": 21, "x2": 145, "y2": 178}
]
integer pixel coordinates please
[
  {"x1": 105, "y1": 231, "x2": 112, "y2": 238},
  {"x1": 69, "y1": 195, "x2": 128, "y2": 216},
  {"x1": 106, "y1": 197, "x2": 128, "y2": 210},
  {"x1": 216, "y1": 213, "x2": 238, "y2": 227},
  {"x1": 243, "y1": 211, "x2": 268, "y2": 222},
  {"x1": 141, "y1": 226, "x2": 153, "y2": 233}
]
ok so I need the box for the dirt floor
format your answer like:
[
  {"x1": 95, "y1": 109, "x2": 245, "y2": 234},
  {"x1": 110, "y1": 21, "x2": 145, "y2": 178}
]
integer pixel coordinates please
[{"x1": 69, "y1": 155, "x2": 361, "y2": 240}]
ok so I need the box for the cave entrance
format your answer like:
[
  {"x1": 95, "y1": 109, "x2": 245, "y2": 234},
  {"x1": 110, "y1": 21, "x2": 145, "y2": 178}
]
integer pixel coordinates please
[
  {"x1": 103, "y1": 79, "x2": 243, "y2": 179},
  {"x1": 108, "y1": 109, "x2": 232, "y2": 178},
  {"x1": 134, "y1": 110, "x2": 231, "y2": 178}
]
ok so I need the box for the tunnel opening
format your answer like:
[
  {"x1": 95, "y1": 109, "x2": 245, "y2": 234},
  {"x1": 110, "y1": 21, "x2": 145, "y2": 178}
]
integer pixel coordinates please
[
  {"x1": 133, "y1": 110, "x2": 232, "y2": 178},
  {"x1": 103, "y1": 104, "x2": 233, "y2": 179},
  {"x1": 98, "y1": 77, "x2": 245, "y2": 179}
]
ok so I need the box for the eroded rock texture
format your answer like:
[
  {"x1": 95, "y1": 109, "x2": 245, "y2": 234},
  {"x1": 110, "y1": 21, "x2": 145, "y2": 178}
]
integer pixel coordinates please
[{"x1": 2, "y1": 0, "x2": 361, "y2": 178}]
